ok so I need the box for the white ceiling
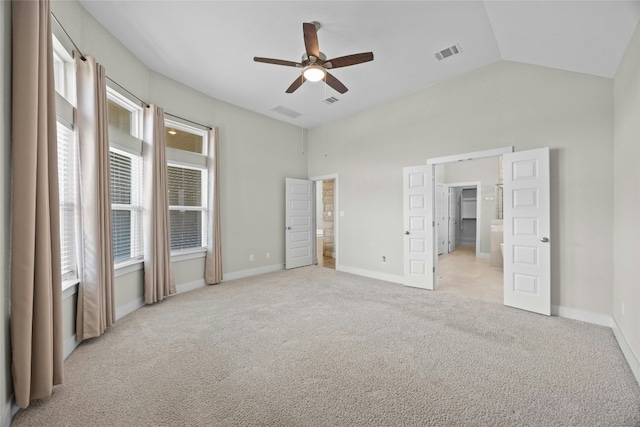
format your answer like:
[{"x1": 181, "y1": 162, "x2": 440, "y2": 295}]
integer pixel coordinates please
[{"x1": 79, "y1": 1, "x2": 640, "y2": 129}]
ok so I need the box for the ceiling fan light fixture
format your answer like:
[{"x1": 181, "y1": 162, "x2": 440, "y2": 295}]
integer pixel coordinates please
[{"x1": 303, "y1": 64, "x2": 326, "y2": 82}]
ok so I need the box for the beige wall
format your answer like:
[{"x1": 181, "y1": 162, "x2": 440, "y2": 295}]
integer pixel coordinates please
[
  {"x1": 146, "y1": 72, "x2": 308, "y2": 274},
  {"x1": 308, "y1": 60, "x2": 614, "y2": 316},
  {"x1": 48, "y1": 0, "x2": 306, "y2": 365},
  {"x1": 2, "y1": 1, "x2": 636, "y2": 421},
  {"x1": 613, "y1": 22, "x2": 640, "y2": 366},
  {"x1": 1, "y1": 0, "x2": 11, "y2": 423}
]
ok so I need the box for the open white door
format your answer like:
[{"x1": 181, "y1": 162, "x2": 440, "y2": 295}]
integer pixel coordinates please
[
  {"x1": 403, "y1": 165, "x2": 434, "y2": 289},
  {"x1": 503, "y1": 147, "x2": 550, "y2": 315},
  {"x1": 285, "y1": 178, "x2": 314, "y2": 270}
]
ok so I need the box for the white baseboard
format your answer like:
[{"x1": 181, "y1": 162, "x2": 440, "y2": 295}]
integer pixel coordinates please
[
  {"x1": 63, "y1": 334, "x2": 82, "y2": 360},
  {"x1": 552, "y1": 305, "x2": 639, "y2": 386},
  {"x1": 337, "y1": 265, "x2": 403, "y2": 285},
  {"x1": 222, "y1": 264, "x2": 284, "y2": 281},
  {"x1": 176, "y1": 279, "x2": 206, "y2": 294},
  {"x1": 551, "y1": 304, "x2": 613, "y2": 328},
  {"x1": 115, "y1": 297, "x2": 144, "y2": 321},
  {"x1": 1, "y1": 396, "x2": 18, "y2": 427},
  {"x1": 477, "y1": 252, "x2": 490, "y2": 259},
  {"x1": 611, "y1": 318, "x2": 640, "y2": 386}
]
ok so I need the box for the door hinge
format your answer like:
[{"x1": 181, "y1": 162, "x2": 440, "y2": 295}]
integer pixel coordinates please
[
  {"x1": 433, "y1": 267, "x2": 435, "y2": 273},
  {"x1": 432, "y1": 221, "x2": 435, "y2": 227}
]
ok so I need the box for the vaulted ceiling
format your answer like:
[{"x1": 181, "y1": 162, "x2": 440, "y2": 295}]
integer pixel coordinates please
[{"x1": 79, "y1": 1, "x2": 640, "y2": 128}]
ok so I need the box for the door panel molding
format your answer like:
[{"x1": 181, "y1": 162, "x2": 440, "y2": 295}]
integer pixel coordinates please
[
  {"x1": 503, "y1": 147, "x2": 550, "y2": 315},
  {"x1": 285, "y1": 178, "x2": 314, "y2": 270}
]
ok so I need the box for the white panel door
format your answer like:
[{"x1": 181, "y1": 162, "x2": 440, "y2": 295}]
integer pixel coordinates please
[
  {"x1": 448, "y1": 187, "x2": 457, "y2": 253},
  {"x1": 436, "y1": 184, "x2": 447, "y2": 255},
  {"x1": 285, "y1": 178, "x2": 314, "y2": 270},
  {"x1": 403, "y1": 165, "x2": 434, "y2": 289},
  {"x1": 503, "y1": 148, "x2": 550, "y2": 315}
]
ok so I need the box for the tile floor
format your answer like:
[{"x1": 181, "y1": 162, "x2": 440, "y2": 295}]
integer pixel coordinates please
[
  {"x1": 317, "y1": 236, "x2": 335, "y2": 269},
  {"x1": 436, "y1": 246, "x2": 503, "y2": 304}
]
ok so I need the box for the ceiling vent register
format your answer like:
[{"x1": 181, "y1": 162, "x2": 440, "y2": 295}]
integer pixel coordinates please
[
  {"x1": 435, "y1": 44, "x2": 462, "y2": 61},
  {"x1": 323, "y1": 96, "x2": 339, "y2": 105},
  {"x1": 271, "y1": 105, "x2": 302, "y2": 119}
]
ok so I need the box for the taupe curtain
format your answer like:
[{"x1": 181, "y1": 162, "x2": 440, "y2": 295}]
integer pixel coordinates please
[
  {"x1": 205, "y1": 127, "x2": 222, "y2": 284},
  {"x1": 143, "y1": 104, "x2": 175, "y2": 303},
  {"x1": 74, "y1": 55, "x2": 115, "y2": 340},
  {"x1": 10, "y1": 0, "x2": 63, "y2": 408}
]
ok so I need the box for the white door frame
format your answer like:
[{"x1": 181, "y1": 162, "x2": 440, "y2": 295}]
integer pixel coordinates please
[
  {"x1": 309, "y1": 173, "x2": 340, "y2": 269},
  {"x1": 427, "y1": 147, "x2": 513, "y2": 289},
  {"x1": 444, "y1": 182, "x2": 482, "y2": 258}
]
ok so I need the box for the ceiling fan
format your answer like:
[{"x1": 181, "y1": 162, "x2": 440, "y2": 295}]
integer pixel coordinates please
[{"x1": 254, "y1": 21, "x2": 374, "y2": 94}]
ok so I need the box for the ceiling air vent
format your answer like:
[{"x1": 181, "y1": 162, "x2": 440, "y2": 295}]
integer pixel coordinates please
[
  {"x1": 271, "y1": 105, "x2": 302, "y2": 119},
  {"x1": 435, "y1": 44, "x2": 462, "y2": 61},
  {"x1": 323, "y1": 96, "x2": 340, "y2": 105}
]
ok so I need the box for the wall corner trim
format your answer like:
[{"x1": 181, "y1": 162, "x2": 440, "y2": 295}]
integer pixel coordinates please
[
  {"x1": 176, "y1": 279, "x2": 206, "y2": 294},
  {"x1": 1, "y1": 396, "x2": 19, "y2": 427},
  {"x1": 552, "y1": 304, "x2": 639, "y2": 386},
  {"x1": 115, "y1": 297, "x2": 144, "y2": 321},
  {"x1": 63, "y1": 334, "x2": 82, "y2": 360},
  {"x1": 551, "y1": 304, "x2": 613, "y2": 327},
  {"x1": 222, "y1": 264, "x2": 284, "y2": 281},
  {"x1": 337, "y1": 265, "x2": 404, "y2": 285},
  {"x1": 611, "y1": 318, "x2": 640, "y2": 386}
]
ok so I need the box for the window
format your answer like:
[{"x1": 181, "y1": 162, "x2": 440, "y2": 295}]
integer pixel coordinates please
[
  {"x1": 53, "y1": 35, "x2": 77, "y2": 284},
  {"x1": 52, "y1": 36, "x2": 75, "y2": 104},
  {"x1": 107, "y1": 87, "x2": 143, "y2": 264},
  {"x1": 110, "y1": 149, "x2": 143, "y2": 262},
  {"x1": 57, "y1": 120, "x2": 77, "y2": 279},
  {"x1": 165, "y1": 120, "x2": 208, "y2": 252}
]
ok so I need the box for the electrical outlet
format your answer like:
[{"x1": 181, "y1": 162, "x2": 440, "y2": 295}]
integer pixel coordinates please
[
  {"x1": 249, "y1": 254, "x2": 254, "y2": 261},
  {"x1": 381, "y1": 256, "x2": 386, "y2": 263},
  {"x1": 266, "y1": 252, "x2": 270, "y2": 259}
]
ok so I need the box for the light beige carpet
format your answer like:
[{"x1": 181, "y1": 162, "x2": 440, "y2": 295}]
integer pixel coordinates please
[{"x1": 12, "y1": 266, "x2": 640, "y2": 426}]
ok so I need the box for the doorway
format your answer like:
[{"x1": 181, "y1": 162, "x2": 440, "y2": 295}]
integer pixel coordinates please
[
  {"x1": 435, "y1": 162, "x2": 502, "y2": 303},
  {"x1": 285, "y1": 175, "x2": 340, "y2": 270},
  {"x1": 415, "y1": 146, "x2": 551, "y2": 315},
  {"x1": 315, "y1": 178, "x2": 336, "y2": 269},
  {"x1": 310, "y1": 173, "x2": 340, "y2": 270},
  {"x1": 434, "y1": 159, "x2": 501, "y2": 303}
]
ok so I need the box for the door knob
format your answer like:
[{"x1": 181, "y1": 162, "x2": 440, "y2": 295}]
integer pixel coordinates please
[
  {"x1": 404, "y1": 231, "x2": 410, "y2": 235},
  {"x1": 540, "y1": 237, "x2": 549, "y2": 242}
]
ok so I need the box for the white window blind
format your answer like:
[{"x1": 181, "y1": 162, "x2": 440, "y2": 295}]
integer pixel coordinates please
[
  {"x1": 167, "y1": 165, "x2": 207, "y2": 251},
  {"x1": 110, "y1": 148, "x2": 144, "y2": 263},
  {"x1": 57, "y1": 121, "x2": 77, "y2": 279}
]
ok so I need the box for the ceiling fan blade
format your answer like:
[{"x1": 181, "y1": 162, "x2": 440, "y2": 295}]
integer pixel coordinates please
[
  {"x1": 303, "y1": 22, "x2": 320, "y2": 59},
  {"x1": 286, "y1": 74, "x2": 307, "y2": 93},
  {"x1": 254, "y1": 57, "x2": 302, "y2": 68},
  {"x1": 326, "y1": 52, "x2": 374, "y2": 69},
  {"x1": 325, "y1": 72, "x2": 348, "y2": 94}
]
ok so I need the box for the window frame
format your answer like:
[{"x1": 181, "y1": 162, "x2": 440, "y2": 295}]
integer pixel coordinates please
[
  {"x1": 53, "y1": 35, "x2": 78, "y2": 290},
  {"x1": 106, "y1": 86, "x2": 144, "y2": 267},
  {"x1": 165, "y1": 119, "x2": 209, "y2": 255}
]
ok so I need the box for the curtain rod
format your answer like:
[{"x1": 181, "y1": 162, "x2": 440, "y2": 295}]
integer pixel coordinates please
[
  {"x1": 50, "y1": 12, "x2": 86, "y2": 61},
  {"x1": 106, "y1": 76, "x2": 149, "y2": 108},
  {"x1": 164, "y1": 112, "x2": 212, "y2": 130},
  {"x1": 51, "y1": 11, "x2": 212, "y2": 131}
]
